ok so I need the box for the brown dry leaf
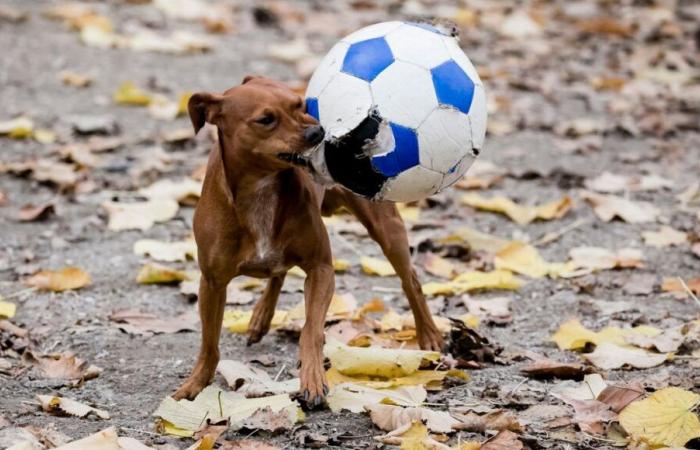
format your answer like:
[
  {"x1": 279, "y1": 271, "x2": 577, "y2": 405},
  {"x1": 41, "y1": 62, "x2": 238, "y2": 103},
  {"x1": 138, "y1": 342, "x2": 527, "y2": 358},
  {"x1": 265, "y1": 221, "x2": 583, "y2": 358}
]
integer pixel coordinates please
[
  {"x1": 25, "y1": 267, "x2": 90, "y2": 291},
  {"x1": 44, "y1": 3, "x2": 113, "y2": 32},
  {"x1": 480, "y1": 430, "x2": 524, "y2": 450},
  {"x1": 219, "y1": 440, "x2": 278, "y2": 450},
  {"x1": 366, "y1": 404, "x2": 459, "y2": 433},
  {"x1": 576, "y1": 17, "x2": 634, "y2": 37},
  {"x1": 23, "y1": 351, "x2": 102, "y2": 382},
  {"x1": 136, "y1": 263, "x2": 188, "y2": 284},
  {"x1": 452, "y1": 409, "x2": 522, "y2": 433},
  {"x1": 520, "y1": 358, "x2": 595, "y2": 380},
  {"x1": 59, "y1": 71, "x2": 92, "y2": 87},
  {"x1": 661, "y1": 277, "x2": 700, "y2": 297},
  {"x1": 102, "y1": 198, "x2": 179, "y2": 231},
  {"x1": 461, "y1": 193, "x2": 572, "y2": 225},
  {"x1": 374, "y1": 420, "x2": 450, "y2": 448},
  {"x1": 518, "y1": 404, "x2": 572, "y2": 429},
  {"x1": 17, "y1": 202, "x2": 55, "y2": 222},
  {"x1": 596, "y1": 380, "x2": 644, "y2": 413},
  {"x1": 110, "y1": 309, "x2": 198, "y2": 335},
  {"x1": 31, "y1": 159, "x2": 79, "y2": 188},
  {"x1": 581, "y1": 191, "x2": 659, "y2": 223},
  {"x1": 565, "y1": 398, "x2": 617, "y2": 435},
  {"x1": 641, "y1": 226, "x2": 687, "y2": 248},
  {"x1": 455, "y1": 160, "x2": 504, "y2": 190},
  {"x1": 462, "y1": 296, "x2": 512, "y2": 325},
  {"x1": 583, "y1": 342, "x2": 667, "y2": 370},
  {"x1": 239, "y1": 407, "x2": 297, "y2": 432},
  {"x1": 37, "y1": 395, "x2": 110, "y2": 419},
  {"x1": 421, "y1": 252, "x2": 456, "y2": 279}
]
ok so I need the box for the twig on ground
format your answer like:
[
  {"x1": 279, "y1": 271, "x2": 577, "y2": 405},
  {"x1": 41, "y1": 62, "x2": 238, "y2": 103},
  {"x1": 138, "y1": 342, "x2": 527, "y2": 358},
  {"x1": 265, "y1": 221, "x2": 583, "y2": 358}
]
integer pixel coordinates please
[
  {"x1": 534, "y1": 218, "x2": 589, "y2": 246},
  {"x1": 677, "y1": 277, "x2": 700, "y2": 309},
  {"x1": 274, "y1": 363, "x2": 286, "y2": 381}
]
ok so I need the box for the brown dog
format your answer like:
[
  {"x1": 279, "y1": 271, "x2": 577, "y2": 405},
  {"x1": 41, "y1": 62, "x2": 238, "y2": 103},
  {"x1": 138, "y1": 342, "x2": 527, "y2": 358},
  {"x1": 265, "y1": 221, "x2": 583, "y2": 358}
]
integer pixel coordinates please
[{"x1": 173, "y1": 76, "x2": 444, "y2": 406}]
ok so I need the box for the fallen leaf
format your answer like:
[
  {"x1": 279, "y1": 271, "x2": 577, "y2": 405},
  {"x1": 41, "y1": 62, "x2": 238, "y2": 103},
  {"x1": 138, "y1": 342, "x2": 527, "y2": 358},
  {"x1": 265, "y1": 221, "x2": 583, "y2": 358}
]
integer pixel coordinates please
[
  {"x1": 25, "y1": 267, "x2": 90, "y2": 291},
  {"x1": 518, "y1": 404, "x2": 572, "y2": 429},
  {"x1": 239, "y1": 406, "x2": 297, "y2": 432},
  {"x1": 113, "y1": 81, "x2": 152, "y2": 105},
  {"x1": 218, "y1": 440, "x2": 278, "y2": 450},
  {"x1": 576, "y1": 17, "x2": 634, "y2": 37},
  {"x1": 366, "y1": 404, "x2": 459, "y2": 433},
  {"x1": 551, "y1": 318, "x2": 661, "y2": 351},
  {"x1": 110, "y1": 309, "x2": 198, "y2": 335},
  {"x1": 102, "y1": 198, "x2": 179, "y2": 231},
  {"x1": 584, "y1": 172, "x2": 673, "y2": 193},
  {"x1": 480, "y1": 430, "x2": 524, "y2": 450},
  {"x1": 452, "y1": 409, "x2": 522, "y2": 433},
  {"x1": 17, "y1": 202, "x2": 56, "y2": 223},
  {"x1": 583, "y1": 342, "x2": 667, "y2": 370},
  {"x1": 139, "y1": 177, "x2": 202, "y2": 205},
  {"x1": 423, "y1": 270, "x2": 522, "y2": 297},
  {"x1": 52, "y1": 427, "x2": 119, "y2": 450},
  {"x1": 568, "y1": 246, "x2": 644, "y2": 272},
  {"x1": 0, "y1": 298, "x2": 16, "y2": 318},
  {"x1": 23, "y1": 351, "x2": 102, "y2": 382},
  {"x1": 564, "y1": 398, "x2": 617, "y2": 434},
  {"x1": 136, "y1": 263, "x2": 189, "y2": 284},
  {"x1": 0, "y1": 117, "x2": 34, "y2": 138},
  {"x1": 581, "y1": 191, "x2": 659, "y2": 223},
  {"x1": 361, "y1": 256, "x2": 396, "y2": 276},
  {"x1": 642, "y1": 226, "x2": 687, "y2": 248},
  {"x1": 499, "y1": 11, "x2": 542, "y2": 38},
  {"x1": 441, "y1": 227, "x2": 510, "y2": 253},
  {"x1": 223, "y1": 309, "x2": 287, "y2": 333},
  {"x1": 325, "y1": 366, "x2": 466, "y2": 391},
  {"x1": 379, "y1": 310, "x2": 404, "y2": 332},
  {"x1": 59, "y1": 71, "x2": 92, "y2": 87},
  {"x1": 37, "y1": 395, "x2": 110, "y2": 419},
  {"x1": 217, "y1": 360, "x2": 299, "y2": 396},
  {"x1": 462, "y1": 296, "x2": 511, "y2": 325},
  {"x1": 494, "y1": 241, "x2": 574, "y2": 278},
  {"x1": 550, "y1": 373, "x2": 608, "y2": 402},
  {"x1": 420, "y1": 253, "x2": 456, "y2": 279},
  {"x1": 44, "y1": 3, "x2": 112, "y2": 32},
  {"x1": 327, "y1": 383, "x2": 426, "y2": 413},
  {"x1": 619, "y1": 387, "x2": 700, "y2": 448},
  {"x1": 153, "y1": 386, "x2": 301, "y2": 436},
  {"x1": 461, "y1": 194, "x2": 572, "y2": 225},
  {"x1": 448, "y1": 320, "x2": 500, "y2": 364},
  {"x1": 323, "y1": 339, "x2": 440, "y2": 378},
  {"x1": 133, "y1": 238, "x2": 197, "y2": 262},
  {"x1": 662, "y1": 277, "x2": 700, "y2": 297},
  {"x1": 520, "y1": 358, "x2": 595, "y2": 379},
  {"x1": 596, "y1": 380, "x2": 644, "y2": 413},
  {"x1": 624, "y1": 326, "x2": 684, "y2": 353}
]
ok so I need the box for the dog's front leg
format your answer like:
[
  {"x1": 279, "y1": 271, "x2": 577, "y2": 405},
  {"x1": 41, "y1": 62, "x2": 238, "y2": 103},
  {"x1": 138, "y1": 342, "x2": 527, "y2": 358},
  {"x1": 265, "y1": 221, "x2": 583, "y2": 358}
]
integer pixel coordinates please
[
  {"x1": 298, "y1": 263, "x2": 334, "y2": 407},
  {"x1": 248, "y1": 274, "x2": 286, "y2": 345},
  {"x1": 173, "y1": 275, "x2": 228, "y2": 400}
]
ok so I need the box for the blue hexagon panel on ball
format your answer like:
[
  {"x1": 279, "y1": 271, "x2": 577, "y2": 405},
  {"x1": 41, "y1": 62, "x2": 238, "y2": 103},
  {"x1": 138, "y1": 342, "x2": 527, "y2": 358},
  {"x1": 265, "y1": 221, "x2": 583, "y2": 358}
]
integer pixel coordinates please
[{"x1": 304, "y1": 21, "x2": 488, "y2": 202}]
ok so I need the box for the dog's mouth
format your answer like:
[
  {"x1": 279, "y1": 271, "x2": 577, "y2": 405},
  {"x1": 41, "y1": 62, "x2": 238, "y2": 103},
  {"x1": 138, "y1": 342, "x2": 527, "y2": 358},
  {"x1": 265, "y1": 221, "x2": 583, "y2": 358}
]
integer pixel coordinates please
[{"x1": 276, "y1": 151, "x2": 311, "y2": 167}]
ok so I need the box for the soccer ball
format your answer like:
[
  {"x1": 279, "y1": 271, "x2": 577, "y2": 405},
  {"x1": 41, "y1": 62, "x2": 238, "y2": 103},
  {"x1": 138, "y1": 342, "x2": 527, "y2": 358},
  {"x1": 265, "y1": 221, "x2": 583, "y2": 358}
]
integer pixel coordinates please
[{"x1": 304, "y1": 21, "x2": 487, "y2": 202}]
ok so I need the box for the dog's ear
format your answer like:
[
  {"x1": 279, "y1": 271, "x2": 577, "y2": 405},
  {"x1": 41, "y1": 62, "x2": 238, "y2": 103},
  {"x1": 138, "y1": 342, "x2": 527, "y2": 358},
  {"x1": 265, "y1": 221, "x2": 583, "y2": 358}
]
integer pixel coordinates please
[
  {"x1": 242, "y1": 75, "x2": 259, "y2": 84},
  {"x1": 188, "y1": 92, "x2": 223, "y2": 134}
]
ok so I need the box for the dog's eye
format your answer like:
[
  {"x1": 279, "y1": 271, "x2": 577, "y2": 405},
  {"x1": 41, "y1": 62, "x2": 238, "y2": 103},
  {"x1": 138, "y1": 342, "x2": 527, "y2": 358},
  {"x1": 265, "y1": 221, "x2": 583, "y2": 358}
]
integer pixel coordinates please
[{"x1": 256, "y1": 114, "x2": 275, "y2": 126}]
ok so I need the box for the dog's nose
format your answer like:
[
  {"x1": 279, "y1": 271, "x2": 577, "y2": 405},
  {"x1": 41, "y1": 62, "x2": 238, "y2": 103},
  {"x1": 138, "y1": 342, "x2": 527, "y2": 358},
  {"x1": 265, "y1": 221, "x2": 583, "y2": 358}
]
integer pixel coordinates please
[{"x1": 304, "y1": 125, "x2": 325, "y2": 145}]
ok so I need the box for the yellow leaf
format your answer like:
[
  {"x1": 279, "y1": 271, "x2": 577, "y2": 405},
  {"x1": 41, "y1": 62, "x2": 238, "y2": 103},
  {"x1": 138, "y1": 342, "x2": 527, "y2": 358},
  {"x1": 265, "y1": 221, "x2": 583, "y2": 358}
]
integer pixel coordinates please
[
  {"x1": 454, "y1": 443, "x2": 482, "y2": 450},
  {"x1": 177, "y1": 92, "x2": 192, "y2": 116},
  {"x1": 0, "y1": 298, "x2": 16, "y2": 319},
  {"x1": 551, "y1": 319, "x2": 662, "y2": 351},
  {"x1": 353, "y1": 298, "x2": 386, "y2": 320},
  {"x1": 397, "y1": 203, "x2": 420, "y2": 222},
  {"x1": 159, "y1": 419, "x2": 193, "y2": 437},
  {"x1": 326, "y1": 367, "x2": 468, "y2": 390},
  {"x1": 287, "y1": 265, "x2": 306, "y2": 278},
  {"x1": 440, "y1": 227, "x2": 510, "y2": 253},
  {"x1": 326, "y1": 383, "x2": 427, "y2": 413},
  {"x1": 380, "y1": 310, "x2": 404, "y2": 332},
  {"x1": 0, "y1": 117, "x2": 34, "y2": 139},
  {"x1": 361, "y1": 256, "x2": 396, "y2": 276},
  {"x1": 136, "y1": 263, "x2": 188, "y2": 284},
  {"x1": 25, "y1": 267, "x2": 91, "y2": 292},
  {"x1": 285, "y1": 293, "x2": 357, "y2": 323},
  {"x1": 333, "y1": 258, "x2": 350, "y2": 273},
  {"x1": 619, "y1": 387, "x2": 700, "y2": 448},
  {"x1": 113, "y1": 81, "x2": 152, "y2": 106},
  {"x1": 461, "y1": 194, "x2": 572, "y2": 225},
  {"x1": 422, "y1": 270, "x2": 522, "y2": 297},
  {"x1": 495, "y1": 241, "x2": 574, "y2": 278},
  {"x1": 421, "y1": 253, "x2": 456, "y2": 279},
  {"x1": 223, "y1": 309, "x2": 287, "y2": 333},
  {"x1": 323, "y1": 339, "x2": 440, "y2": 378},
  {"x1": 133, "y1": 239, "x2": 197, "y2": 262}
]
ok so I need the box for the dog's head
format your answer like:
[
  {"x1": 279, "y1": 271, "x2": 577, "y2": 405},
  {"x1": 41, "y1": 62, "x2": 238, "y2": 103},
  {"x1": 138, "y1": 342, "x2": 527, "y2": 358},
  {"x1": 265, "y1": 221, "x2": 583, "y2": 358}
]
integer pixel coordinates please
[{"x1": 187, "y1": 76, "x2": 324, "y2": 167}]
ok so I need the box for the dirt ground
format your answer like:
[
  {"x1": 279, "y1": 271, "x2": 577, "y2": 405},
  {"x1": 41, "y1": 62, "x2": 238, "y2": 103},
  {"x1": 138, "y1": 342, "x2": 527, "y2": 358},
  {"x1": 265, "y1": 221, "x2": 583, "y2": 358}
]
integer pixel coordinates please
[{"x1": 1, "y1": 1, "x2": 699, "y2": 449}]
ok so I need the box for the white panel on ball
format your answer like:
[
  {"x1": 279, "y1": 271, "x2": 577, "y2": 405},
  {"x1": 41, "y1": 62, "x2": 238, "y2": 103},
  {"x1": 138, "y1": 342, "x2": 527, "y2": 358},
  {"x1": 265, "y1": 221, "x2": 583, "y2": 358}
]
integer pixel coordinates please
[
  {"x1": 340, "y1": 21, "x2": 403, "y2": 44},
  {"x1": 371, "y1": 61, "x2": 438, "y2": 129},
  {"x1": 318, "y1": 72, "x2": 374, "y2": 138},
  {"x1": 443, "y1": 37, "x2": 482, "y2": 86},
  {"x1": 469, "y1": 84, "x2": 488, "y2": 150},
  {"x1": 381, "y1": 165, "x2": 444, "y2": 202},
  {"x1": 385, "y1": 24, "x2": 451, "y2": 68},
  {"x1": 440, "y1": 153, "x2": 476, "y2": 190},
  {"x1": 306, "y1": 42, "x2": 350, "y2": 99},
  {"x1": 418, "y1": 108, "x2": 472, "y2": 173}
]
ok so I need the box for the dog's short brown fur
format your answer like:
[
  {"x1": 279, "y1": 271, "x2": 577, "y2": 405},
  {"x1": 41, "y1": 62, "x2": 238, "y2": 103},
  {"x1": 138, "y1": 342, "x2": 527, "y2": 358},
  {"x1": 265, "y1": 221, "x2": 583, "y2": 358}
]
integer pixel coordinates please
[{"x1": 173, "y1": 76, "x2": 444, "y2": 406}]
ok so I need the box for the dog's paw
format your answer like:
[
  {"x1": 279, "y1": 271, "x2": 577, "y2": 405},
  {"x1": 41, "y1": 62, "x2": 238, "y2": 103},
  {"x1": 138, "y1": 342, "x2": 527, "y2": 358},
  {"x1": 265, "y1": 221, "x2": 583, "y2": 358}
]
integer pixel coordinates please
[
  {"x1": 172, "y1": 378, "x2": 208, "y2": 400},
  {"x1": 298, "y1": 365, "x2": 328, "y2": 409},
  {"x1": 418, "y1": 326, "x2": 445, "y2": 353}
]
